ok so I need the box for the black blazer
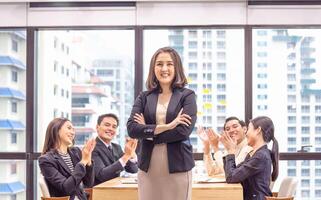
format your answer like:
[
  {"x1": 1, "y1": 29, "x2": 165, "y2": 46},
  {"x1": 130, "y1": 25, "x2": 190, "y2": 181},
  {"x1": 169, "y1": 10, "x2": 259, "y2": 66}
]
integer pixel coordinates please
[
  {"x1": 92, "y1": 137, "x2": 138, "y2": 186},
  {"x1": 127, "y1": 87, "x2": 197, "y2": 173},
  {"x1": 223, "y1": 145, "x2": 272, "y2": 200},
  {"x1": 38, "y1": 147, "x2": 94, "y2": 200}
]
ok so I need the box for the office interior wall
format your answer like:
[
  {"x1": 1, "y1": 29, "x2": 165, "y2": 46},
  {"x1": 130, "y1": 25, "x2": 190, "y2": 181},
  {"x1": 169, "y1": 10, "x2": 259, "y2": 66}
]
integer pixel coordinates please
[
  {"x1": 136, "y1": 2, "x2": 246, "y2": 25},
  {"x1": 0, "y1": 3, "x2": 27, "y2": 27},
  {"x1": 27, "y1": 6, "x2": 136, "y2": 26},
  {"x1": 248, "y1": 5, "x2": 321, "y2": 25},
  {"x1": 2, "y1": 2, "x2": 321, "y2": 27}
]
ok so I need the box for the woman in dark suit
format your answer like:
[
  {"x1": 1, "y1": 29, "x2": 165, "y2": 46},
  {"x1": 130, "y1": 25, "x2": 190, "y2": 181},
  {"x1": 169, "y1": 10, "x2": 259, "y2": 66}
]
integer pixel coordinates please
[
  {"x1": 221, "y1": 116, "x2": 279, "y2": 200},
  {"x1": 127, "y1": 47, "x2": 197, "y2": 200},
  {"x1": 39, "y1": 118, "x2": 96, "y2": 200}
]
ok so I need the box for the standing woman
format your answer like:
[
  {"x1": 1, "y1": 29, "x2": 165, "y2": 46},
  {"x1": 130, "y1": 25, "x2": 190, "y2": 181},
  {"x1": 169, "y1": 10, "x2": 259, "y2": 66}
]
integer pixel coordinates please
[
  {"x1": 39, "y1": 118, "x2": 96, "y2": 200},
  {"x1": 127, "y1": 47, "x2": 197, "y2": 200},
  {"x1": 221, "y1": 116, "x2": 279, "y2": 200}
]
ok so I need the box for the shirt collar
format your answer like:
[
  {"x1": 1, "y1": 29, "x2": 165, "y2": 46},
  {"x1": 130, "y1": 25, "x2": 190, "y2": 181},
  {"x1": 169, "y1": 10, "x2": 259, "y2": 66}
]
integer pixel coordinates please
[
  {"x1": 98, "y1": 136, "x2": 112, "y2": 149},
  {"x1": 237, "y1": 138, "x2": 248, "y2": 149}
]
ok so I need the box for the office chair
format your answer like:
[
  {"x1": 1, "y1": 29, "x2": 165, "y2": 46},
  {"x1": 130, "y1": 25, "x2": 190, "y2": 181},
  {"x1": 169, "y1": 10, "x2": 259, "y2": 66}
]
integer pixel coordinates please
[
  {"x1": 84, "y1": 188, "x2": 93, "y2": 200},
  {"x1": 265, "y1": 177, "x2": 298, "y2": 200},
  {"x1": 39, "y1": 174, "x2": 70, "y2": 200}
]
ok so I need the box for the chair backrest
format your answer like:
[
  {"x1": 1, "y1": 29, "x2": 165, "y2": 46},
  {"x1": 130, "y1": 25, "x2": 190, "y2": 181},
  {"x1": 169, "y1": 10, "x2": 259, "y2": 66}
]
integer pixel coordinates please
[
  {"x1": 269, "y1": 181, "x2": 275, "y2": 191},
  {"x1": 39, "y1": 174, "x2": 51, "y2": 198},
  {"x1": 278, "y1": 177, "x2": 298, "y2": 197},
  {"x1": 39, "y1": 173, "x2": 70, "y2": 200},
  {"x1": 84, "y1": 188, "x2": 93, "y2": 200}
]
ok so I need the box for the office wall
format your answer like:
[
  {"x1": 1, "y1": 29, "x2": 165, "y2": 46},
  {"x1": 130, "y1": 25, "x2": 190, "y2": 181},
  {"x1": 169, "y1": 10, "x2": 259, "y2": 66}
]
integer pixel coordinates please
[{"x1": 2, "y1": 2, "x2": 321, "y2": 27}]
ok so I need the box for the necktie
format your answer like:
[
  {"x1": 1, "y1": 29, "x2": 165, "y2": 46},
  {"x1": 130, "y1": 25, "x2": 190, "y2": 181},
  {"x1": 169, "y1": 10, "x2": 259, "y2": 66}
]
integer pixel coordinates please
[
  {"x1": 108, "y1": 145, "x2": 115, "y2": 162},
  {"x1": 108, "y1": 145, "x2": 112, "y2": 153}
]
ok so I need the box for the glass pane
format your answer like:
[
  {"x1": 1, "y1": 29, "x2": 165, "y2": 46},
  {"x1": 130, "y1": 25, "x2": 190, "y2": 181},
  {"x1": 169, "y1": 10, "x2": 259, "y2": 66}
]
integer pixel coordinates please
[
  {"x1": 0, "y1": 160, "x2": 26, "y2": 200},
  {"x1": 0, "y1": 30, "x2": 26, "y2": 152},
  {"x1": 144, "y1": 29, "x2": 245, "y2": 152},
  {"x1": 36, "y1": 30, "x2": 135, "y2": 151},
  {"x1": 253, "y1": 29, "x2": 321, "y2": 200}
]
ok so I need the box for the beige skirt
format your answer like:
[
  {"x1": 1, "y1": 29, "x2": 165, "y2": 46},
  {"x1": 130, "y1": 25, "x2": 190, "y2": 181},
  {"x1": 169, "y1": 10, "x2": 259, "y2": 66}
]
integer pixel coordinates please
[{"x1": 137, "y1": 144, "x2": 192, "y2": 200}]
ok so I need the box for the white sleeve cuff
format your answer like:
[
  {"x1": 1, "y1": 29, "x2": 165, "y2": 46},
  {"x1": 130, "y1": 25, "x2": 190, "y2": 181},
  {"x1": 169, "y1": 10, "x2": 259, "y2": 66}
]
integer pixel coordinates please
[{"x1": 118, "y1": 158, "x2": 126, "y2": 167}]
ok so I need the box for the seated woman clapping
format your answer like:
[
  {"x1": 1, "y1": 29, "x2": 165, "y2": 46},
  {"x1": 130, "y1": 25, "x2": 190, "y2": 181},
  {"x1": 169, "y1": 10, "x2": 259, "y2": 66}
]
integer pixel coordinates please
[
  {"x1": 221, "y1": 116, "x2": 279, "y2": 200},
  {"x1": 39, "y1": 118, "x2": 96, "y2": 200}
]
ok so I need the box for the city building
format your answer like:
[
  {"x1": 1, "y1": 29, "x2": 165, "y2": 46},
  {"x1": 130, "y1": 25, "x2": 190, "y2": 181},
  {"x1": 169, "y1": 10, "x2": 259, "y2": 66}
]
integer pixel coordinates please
[{"x1": 0, "y1": 31, "x2": 26, "y2": 200}]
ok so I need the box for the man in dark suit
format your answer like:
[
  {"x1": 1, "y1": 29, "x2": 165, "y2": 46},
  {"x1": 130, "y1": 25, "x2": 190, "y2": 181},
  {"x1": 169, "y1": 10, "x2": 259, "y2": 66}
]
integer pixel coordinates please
[{"x1": 92, "y1": 113, "x2": 138, "y2": 186}]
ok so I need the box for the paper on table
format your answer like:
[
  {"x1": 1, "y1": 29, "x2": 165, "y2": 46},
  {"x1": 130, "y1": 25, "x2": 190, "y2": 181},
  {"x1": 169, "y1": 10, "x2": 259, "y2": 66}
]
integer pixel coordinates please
[
  {"x1": 195, "y1": 177, "x2": 226, "y2": 183},
  {"x1": 120, "y1": 178, "x2": 137, "y2": 184}
]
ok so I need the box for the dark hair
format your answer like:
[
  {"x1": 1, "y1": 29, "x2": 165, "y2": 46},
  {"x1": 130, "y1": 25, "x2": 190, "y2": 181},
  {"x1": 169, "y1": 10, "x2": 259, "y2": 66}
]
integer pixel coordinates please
[
  {"x1": 250, "y1": 116, "x2": 279, "y2": 181},
  {"x1": 145, "y1": 47, "x2": 187, "y2": 91},
  {"x1": 97, "y1": 113, "x2": 119, "y2": 127},
  {"x1": 223, "y1": 116, "x2": 246, "y2": 130},
  {"x1": 42, "y1": 118, "x2": 70, "y2": 155}
]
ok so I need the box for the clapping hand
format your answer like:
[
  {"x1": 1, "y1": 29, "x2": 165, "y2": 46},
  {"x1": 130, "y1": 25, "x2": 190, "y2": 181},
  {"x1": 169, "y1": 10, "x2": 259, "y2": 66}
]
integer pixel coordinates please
[
  {"x1": 125, "y1": 137, "x2": 138, "y2": 159},
  {"x1": 197, "y1": 126, "x2": 210, "y2": 154},
  {"x1": 123, "y1": 138, "x2": 138, "y2": 163},
  {"x1": 220, "y1": 132, "x2": 237, "y2": 155},
  {"x1": 197, "y1": 126, "x2": 209, "y2": 143},
  {"x1": 81, "y1": 138, "x2": 96, "y2": 166},
  {"x1": 206, "y1": 128, "x2": 220, "y2": 152}
]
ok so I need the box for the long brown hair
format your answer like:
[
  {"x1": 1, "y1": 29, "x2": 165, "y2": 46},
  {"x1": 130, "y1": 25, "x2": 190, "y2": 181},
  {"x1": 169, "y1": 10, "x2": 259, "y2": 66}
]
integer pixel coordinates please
[
  {"x1": 41, "y1": 118, "x2": 70, "y2": 155},
  {"x1": 251, "y1": 116, "x2": 279, "y2": 181},
  {"x1": 145, "y1": 47, "x2": 187, "y2": 91}
]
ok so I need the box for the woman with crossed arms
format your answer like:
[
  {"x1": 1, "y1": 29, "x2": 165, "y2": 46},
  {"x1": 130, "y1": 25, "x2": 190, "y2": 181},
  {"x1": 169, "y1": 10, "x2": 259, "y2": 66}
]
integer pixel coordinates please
[{"x1": 127, "y1": 47, "x2": 197, "y2": 200}]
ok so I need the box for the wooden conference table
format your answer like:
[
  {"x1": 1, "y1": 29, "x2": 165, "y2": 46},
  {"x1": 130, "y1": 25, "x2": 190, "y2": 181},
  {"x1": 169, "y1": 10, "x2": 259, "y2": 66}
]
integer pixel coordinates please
[{"x1": 92, "y1": 176, "x2": 243, "y2": 200}]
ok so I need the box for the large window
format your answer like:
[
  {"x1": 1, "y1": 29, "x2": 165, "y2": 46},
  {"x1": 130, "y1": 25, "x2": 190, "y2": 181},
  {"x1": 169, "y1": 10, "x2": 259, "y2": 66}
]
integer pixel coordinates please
[
  {"x1": 144, "y1": 29, "x2": 245, "y2": 151},
  {"x1": 36, "y1": 30, "x2": 135, "y2": 150},
  {"x1": 253, "y1": 29, "x2": 321, "y2": 200}
]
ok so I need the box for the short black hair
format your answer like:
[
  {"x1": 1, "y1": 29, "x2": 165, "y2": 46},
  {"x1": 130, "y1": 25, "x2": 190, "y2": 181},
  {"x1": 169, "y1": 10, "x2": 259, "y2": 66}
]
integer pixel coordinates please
[
  {"x1": 239, "y1": 120, "x2": 246, "y2": 127},
  {"x1": 97, "y1": 113, "x2": 119, "y2": 126},
  {"x1": 224, "y1": 116, "x2": 246, "y2": 130}
]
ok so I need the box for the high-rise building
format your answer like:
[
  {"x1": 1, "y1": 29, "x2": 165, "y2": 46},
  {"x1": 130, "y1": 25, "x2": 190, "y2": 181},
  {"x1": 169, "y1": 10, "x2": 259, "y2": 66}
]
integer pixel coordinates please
[
  {"x1": 71, "y1": 72, "x2": 111, "y2": 146},
  {"x1": 168, "y1": 29, "x2": 244, "y2": 151},
  {"x1": 37, "y1": 31, "x2": 73, "y2": 150},
  {"x1": 0, "y1": 31, "x2": 26, "y2": 200},
  {"x1": 92, "y1": 57, "x2": 134, "y2": 145},
  {"x1": 253, "y1": 29, "x2": 321, "y2": 199}
]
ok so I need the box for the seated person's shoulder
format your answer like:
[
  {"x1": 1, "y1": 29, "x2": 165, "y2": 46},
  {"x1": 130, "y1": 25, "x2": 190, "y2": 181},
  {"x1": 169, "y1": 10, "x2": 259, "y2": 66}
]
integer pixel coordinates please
[
  {"x1": 253, "y1": 147, "x2": 271, "y2": 161},
  {"x1": 69, "y1": 146, "x2": 82, "y2": 155},
  {"x1": 39, "y1": 151, "x2": 56, "y2": 165},
  {"x1": 39, "y1": 153, "x2": 50, "y2": 162},
  {"x1": 111, "y1": 142, "x2": 122, "y2": 150}
]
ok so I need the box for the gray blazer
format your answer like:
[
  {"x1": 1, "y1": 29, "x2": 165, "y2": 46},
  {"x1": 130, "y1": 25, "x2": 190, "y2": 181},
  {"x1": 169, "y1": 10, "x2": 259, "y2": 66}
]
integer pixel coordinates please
[
  {"x1": 127, "y1": 87, "x2": 197, "y2": 173},
  {"x1": 92, "y1": 137, "x2": 138, "y2": 186}
]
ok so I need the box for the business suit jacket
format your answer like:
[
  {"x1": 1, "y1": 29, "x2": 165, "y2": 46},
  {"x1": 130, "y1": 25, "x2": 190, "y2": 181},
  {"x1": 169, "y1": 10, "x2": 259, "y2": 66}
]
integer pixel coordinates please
[
  {"x1": 92, "y1": 137, "x2": 138, "y2": 186},
  {"x1": 127, "y1": 87, "x2": 197, "y2": 173},
  {"x1": 38, "y1": 147, "x2": 94, "y2": 200},
  {"x1": 223, "y1": 145, "x2": 272, "y2": 200}
]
